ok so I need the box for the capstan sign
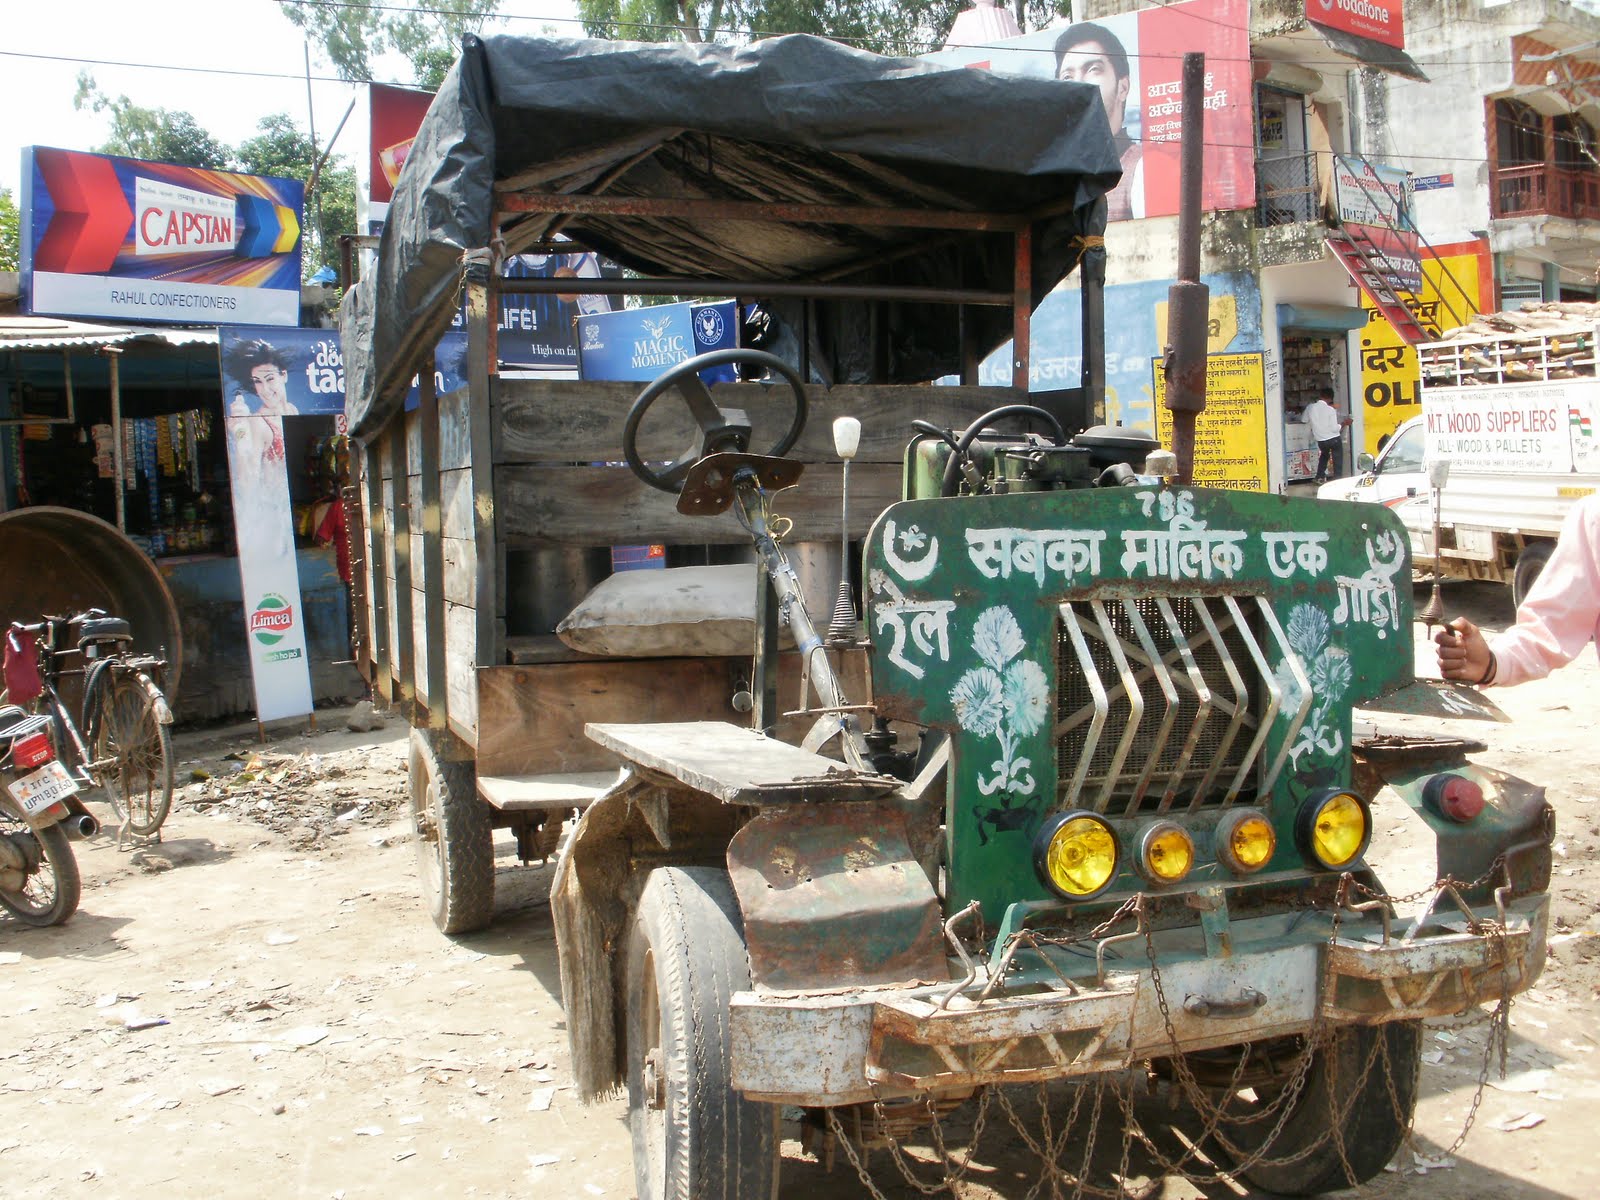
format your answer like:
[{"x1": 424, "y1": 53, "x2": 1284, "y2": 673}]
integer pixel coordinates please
[
  {"x1": 20, "y1": 146, "x2": 303, "y2": 326},
  {"x1": 134, "y1": 178, "x2": 237, "y2": 256},
  {"x1": 1308, "y1": 0, "x2": 1404, "y2": 49}
]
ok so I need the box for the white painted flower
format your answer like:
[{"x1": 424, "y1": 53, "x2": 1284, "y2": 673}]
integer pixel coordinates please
[
  {"x1": 972, "y1": 605, "x2": 1025, "y2": 671},
  {"x1": 951, "y1": 667, "x2": 1004, "y2": 737},
  {"x1": 1002, "y1": 659, "x2": 1050, "y2": 738},
  {"x1": 1310, "y1": 646, "x2": 1353, "y2": 700},
  {"x1": 1285, "y1": 602, "x2": 1330, "y2": 660},
  {"x1": 898, "y1": 525, "x2": 927, "y2": 551}
]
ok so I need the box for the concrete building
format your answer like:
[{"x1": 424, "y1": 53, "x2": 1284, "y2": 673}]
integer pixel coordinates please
[{"x1": 1020, "y1": 0, "x2": 1600, "y2": 488}]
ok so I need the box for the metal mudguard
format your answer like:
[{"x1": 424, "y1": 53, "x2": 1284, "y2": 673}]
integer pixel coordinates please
[{"x1": 727, "y1": 892, "x2": 1547, "y2": 1106}]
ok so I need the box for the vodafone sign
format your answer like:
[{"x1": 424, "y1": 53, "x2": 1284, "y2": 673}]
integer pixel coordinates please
[
  {"x1": 134, "y1": 178, "x2": 238, "y2": 257},
  {"x1": 1308, "y1": 0, "x2": 1404, "y2": 49}
]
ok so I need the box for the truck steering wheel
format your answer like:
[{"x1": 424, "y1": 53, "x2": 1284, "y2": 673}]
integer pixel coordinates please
[{"x1": 622, "y1": 349, "x2": 808, "y2": 493}]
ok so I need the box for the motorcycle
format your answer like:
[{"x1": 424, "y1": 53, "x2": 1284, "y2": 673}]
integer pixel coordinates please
[{"x1": 0, "y1": 706, "x2": 94, "y2": 926}]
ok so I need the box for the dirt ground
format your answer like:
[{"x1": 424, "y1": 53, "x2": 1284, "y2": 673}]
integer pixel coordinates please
[{"x1": 3, "y1": 579, "x2": 1598, "y2": 1200}]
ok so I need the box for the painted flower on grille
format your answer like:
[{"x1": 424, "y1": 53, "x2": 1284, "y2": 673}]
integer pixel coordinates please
[
  {"x1": 951, "y1": 667, "x2": 1004, "y2": 738},
  {"x1": 1002, "y1": 659, "x2": 1049, "y2": 738},
  {"x1": 972, "y1": 604, "x2": 1026, "y2": 672},
  {"x1": 951, "y1": 604, "x2": 1044, "y2": 821}
]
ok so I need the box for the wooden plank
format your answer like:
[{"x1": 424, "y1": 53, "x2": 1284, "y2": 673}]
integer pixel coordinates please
[
  {"x1": 493, "y1": 380, "x2": 1027, "y2": 465},
  {"x1": 387, "y1": 425, "x2": 415, "y2": 706},
  {"x1": 473, "y1": 650, "x2": 869, "y2": 777},
  {"x1": 405, "y1": 407, "x2": 423, "y2": 475},
  {"x1": 445, "y1": 600, "x2": 478, "y2": 738},
  {"x1": 440, "y1": 386, "x2": 472, "y2": 471},
  {"x1": 442, "y1": 536, "x2": 476, "y2": 609},
  {"x1": 466, "y1": 282, "x2": 499, "y2": 676},
  {"x1": 477, "y1": 771, "x2": 619, "y2": 812},
  {"x1": 495, "y1": 462, "x2": 901, "y2": 544},
  {"x1": 585, "y1": 721, "x2": 893, "y2": 805},
  {"x1": 440, "y1": 468, "x2": 474, "y2": 542},
  {"x1": 411, "y1": 588, "x2": 429, "y2": 705},
  {"x1": 419, "y1": 363, "x2": 448, "y2": 731}
]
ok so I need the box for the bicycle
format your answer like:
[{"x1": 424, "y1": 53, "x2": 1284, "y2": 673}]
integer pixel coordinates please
[{"x1": 4, "y1": 609, "x2": 175, "y2": 845}]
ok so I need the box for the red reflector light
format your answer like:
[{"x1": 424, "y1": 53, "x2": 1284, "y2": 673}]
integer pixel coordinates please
[
  {"x1": 13, "y1": 732, "x2": 53, "y2": 769},
  {"x1": 1425, "y1": 774, "x2": 1485, "y2": 823}
]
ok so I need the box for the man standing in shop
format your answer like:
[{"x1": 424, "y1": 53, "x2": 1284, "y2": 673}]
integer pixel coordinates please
[{"x1": 1306, "y1": 387, "x2": 1352, "y2": 483}]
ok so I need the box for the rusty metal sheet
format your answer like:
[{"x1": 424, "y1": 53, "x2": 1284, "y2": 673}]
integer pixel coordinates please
[
  {"x1": 1323, "y1": 923, "x2": 1537, "y2": 1022},
  {"x1": 730, "y1": 990, "x2": 887, "y2": 1106},
  {"x1": 866, "y1": 988, "x2": 1134, "y2": 1091},
  {"x1": 1364, "y1": 677, "x2": 1510, "y2": 722},
  {"x1": 727, "y1": 802, "x2": 946, "y2": 991}
]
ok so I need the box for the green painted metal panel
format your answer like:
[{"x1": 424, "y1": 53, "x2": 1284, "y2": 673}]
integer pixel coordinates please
[{"x1": 862, "y1": 486, "x2": 1415, "y2": 921}]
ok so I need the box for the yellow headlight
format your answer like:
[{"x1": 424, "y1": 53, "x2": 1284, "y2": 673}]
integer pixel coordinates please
[
  {"x1": 1217, "y1": 811, "x2": 1276, "y2": 874},
  {"x1": 1297, "y1": 790, "x2": 1370, "y2": 870},
  {"x1": 1139, "y1": 822, "x2": 1195, "y2": 885},
  {"x1": 1034, "y1": 812, "x2": 1118, "y2": 900}
]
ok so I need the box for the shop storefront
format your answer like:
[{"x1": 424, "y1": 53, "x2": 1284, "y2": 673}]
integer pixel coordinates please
[{"x1": 0, "y1": 317, "x2": 358, "y2": 722}]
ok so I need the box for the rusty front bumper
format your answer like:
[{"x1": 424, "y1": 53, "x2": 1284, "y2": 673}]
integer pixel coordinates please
[{"x1": 728, "y1": 892, "x2": 1547, "y2": 1106}]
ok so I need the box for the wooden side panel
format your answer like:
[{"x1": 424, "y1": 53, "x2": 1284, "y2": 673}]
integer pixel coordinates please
[
  {"x1": 496, "y1": 462, "x2": 903, "y2": 544},
  {"x1": 494, "y1": 380, "x2": 1021, "y2": 465},
  {"x1": 476, "y1": 659, "x2": 737, "y2": 776},
  {"x1": 473, "y1": 651, "x2": 868, "y2": 777}
]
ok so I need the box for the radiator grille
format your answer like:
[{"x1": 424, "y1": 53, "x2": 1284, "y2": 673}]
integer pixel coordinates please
[{"x1": 1055, "y1": 596, "x2": 1309, "y2": 815}]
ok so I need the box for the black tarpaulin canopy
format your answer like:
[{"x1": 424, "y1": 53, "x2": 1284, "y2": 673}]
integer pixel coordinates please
[{"x1": 341, "y1": 32, "x2": 1123, "y2": 441}]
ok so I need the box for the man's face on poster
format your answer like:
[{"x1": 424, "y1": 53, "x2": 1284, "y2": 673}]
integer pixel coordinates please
[
  {"x1": 250, "y1": 363, "x2": 289, "y2": 411},
  {"x1": 1057, "y1": 41, "x2": 1129, "y2": 136}
]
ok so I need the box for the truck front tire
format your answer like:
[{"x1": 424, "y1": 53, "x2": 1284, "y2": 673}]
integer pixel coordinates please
[
  {"x1": 624, "y1": 866, "x2": 779, "y2": 1200},
  {"x1": 1215, "y1": 1020, "x2": 1422, "y2": 1195}
]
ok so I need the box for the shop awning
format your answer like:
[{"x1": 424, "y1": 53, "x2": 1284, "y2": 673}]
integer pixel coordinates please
[
  {"x1": 1308, "y1": 20, "x2": 1428, "y2": 83},
  {"x1": 1277, "y1": 302, "x2": 1368, "y2": 333},
  {"x1": 0, "y1": 317, "x2": 219, "y2": 352}
]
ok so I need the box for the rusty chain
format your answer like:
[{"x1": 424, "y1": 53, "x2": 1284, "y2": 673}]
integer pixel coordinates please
[{"x1": 820, "y1": 866, "x2": 1521, "y2": 1197}]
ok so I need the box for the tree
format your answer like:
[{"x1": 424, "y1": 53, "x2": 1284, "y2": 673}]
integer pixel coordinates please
[
  {"x1": 0, "y1": 188, "x2": 19, "y2": 275},
  {"x1": 279, "y1": 0, "x2": 501, "y2": 89},
  {"x1": 575, "y1": 0, "x2": 1064, "y2": 54},
  {"x1": 235, "y1": 113, "x2": 359, "y2": 282},
  {"x1": 73, "y1": 73, "x2": 230, "y2": 168}
]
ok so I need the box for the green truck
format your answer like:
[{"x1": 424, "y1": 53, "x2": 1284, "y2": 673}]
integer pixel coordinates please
[{"x1": 341, "y1": 33, "x2": 1553, "y2": 1200}]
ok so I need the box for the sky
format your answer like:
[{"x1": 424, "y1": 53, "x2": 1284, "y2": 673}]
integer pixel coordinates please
[{"x1": 1, "y1": 0, "x2": 581, "y2": 198}]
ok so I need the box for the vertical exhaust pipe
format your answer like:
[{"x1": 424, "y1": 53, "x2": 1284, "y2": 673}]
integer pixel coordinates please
[{"x1": 1164, "y1": 52, "x2": 1210, "y2": 485}]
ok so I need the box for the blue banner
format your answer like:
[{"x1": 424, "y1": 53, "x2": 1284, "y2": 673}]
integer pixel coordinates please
[
  {"x1": 219, "y1": 326, "x2": 467, "y2": 419},
  {"x1": 577, "y1": 300, "x2": 739, "y2": 383}
]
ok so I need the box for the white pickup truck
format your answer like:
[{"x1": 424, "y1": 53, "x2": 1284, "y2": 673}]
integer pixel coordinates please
[{"x1": 1397, "y1": 313, "x2": 1600, "y2": 604}]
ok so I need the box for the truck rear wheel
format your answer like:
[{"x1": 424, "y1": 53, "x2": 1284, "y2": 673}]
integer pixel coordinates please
[
  {"x1": 1213, "y1": 1020, "x2": 1421, "y2": 1195},
  {"x1": 1512, "y1": 541, "x2": 1554, "y2": 610},
  {"x1": 407, "y1": 729, "x2": 494, "y2": 934},
  {"x1": 624, "y1": 866, "x2": 779, "y2": 1200}
]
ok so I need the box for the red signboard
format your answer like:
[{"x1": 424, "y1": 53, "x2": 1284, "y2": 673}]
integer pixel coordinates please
[
  {"x1": 925, "y1": 0, "x2": 1253, "y2": 222},
  {"x1": 369, "y1": 83, "x2": 436, "y2": 205},
  {"x1": 1307, "y1": 0, "x2": 1404, "y2": 50}
]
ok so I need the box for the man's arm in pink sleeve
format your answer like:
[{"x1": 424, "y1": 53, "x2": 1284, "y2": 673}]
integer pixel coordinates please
[{"x1": 1491, "y1": 495, "x2": 1600, "y2": 686}]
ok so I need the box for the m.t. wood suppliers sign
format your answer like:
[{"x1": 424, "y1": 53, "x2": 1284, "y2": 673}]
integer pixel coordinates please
[{"x1": 1307, "y1": 0, "x2": 1404, "y2": 49}]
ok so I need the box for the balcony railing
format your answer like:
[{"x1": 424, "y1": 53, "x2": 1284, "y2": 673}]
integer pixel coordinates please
[
  {"x1": 1256, "y1": 152, "x2": 1319, "y2": 227},
  {"x1": 1492, "y1": 161, "x2": 1600, "y2": 221}
]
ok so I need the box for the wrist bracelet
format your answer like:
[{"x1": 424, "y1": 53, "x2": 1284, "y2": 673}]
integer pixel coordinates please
[{"x1": 1476, "y1": 650, "x2": 1497, "y2": 687}]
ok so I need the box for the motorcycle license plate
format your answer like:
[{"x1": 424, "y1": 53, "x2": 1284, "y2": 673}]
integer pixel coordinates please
[{"x1": 7, "y1": 761, "x2": 79, "y2": 816}]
